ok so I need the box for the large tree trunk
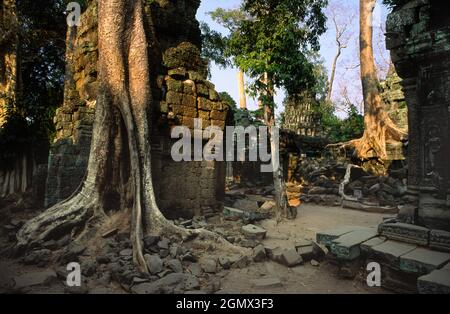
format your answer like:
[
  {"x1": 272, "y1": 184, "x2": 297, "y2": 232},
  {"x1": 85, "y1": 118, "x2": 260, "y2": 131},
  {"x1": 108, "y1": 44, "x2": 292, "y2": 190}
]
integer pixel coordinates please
[
  {"x1": 352, "y1": 0, "x2": 405, "y2": 160},
  {"x1": 17, "y1": 0, "x2": 237, "y2": 272},
  {"x1": 0, "y1": 0, "x2": 19, "y2": 127},
  {"x1": 237, "y1": 69, "x2": 247, "y2": 109}
]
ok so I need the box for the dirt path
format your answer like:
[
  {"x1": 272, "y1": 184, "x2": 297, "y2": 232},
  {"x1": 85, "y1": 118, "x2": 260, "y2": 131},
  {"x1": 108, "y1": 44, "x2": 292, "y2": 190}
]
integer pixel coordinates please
[{"x1": 220, "y1": 204, "x2": 390, "y2": 294}]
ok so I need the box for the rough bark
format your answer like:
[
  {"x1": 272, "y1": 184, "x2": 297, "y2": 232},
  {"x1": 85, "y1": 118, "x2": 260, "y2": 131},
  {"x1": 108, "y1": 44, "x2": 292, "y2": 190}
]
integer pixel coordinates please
[
  {"x1": 16, "y1": 0, "x2": 240, "y2": 272},
  {"x1": 328, "y1": 0, "x2": 406, "y2": 162},
  {"x1": 237, "y1": 69, "x2": 247, "y2": 109},
  {"x1": 263, "y1": 74, "x2": 294, "y2": 220}
]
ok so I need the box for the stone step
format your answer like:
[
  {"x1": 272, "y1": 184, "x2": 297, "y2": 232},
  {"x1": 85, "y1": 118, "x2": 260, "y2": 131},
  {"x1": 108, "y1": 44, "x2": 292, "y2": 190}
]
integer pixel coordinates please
[
  {"x1": 430, "y1": 229, "x2": 450, "y2": 252},
  {"x1": 361, "y1": 237, "x2": 387, "y2": 254},
  {"x1": 370, "y1": 240, "x2": 417, "y2": 266},
  {"x1": 399, "y1": 247, "x2": 450, "y2": 275},
  {"x1": 316, "y1": 226, "x2": 366, "y2": 247},
  {"x1": 418, "y1": 269, "x2": 450, "y2": 294},
  {"x1": 378, "y1": 222, "x2": 430, "y2": 246},
  {"x1": 330, "y1": 228, "x2": 378, "y2": 260}
]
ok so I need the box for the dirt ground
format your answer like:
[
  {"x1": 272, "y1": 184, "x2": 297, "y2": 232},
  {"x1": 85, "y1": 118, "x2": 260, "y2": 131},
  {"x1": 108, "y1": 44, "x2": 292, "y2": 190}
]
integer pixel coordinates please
[
  {"x1": 221, "y1": 203, "x2": 390, "y2": 294},
  {"x1": 1, "y1": 203, "x2": 392, "y2": 294}
]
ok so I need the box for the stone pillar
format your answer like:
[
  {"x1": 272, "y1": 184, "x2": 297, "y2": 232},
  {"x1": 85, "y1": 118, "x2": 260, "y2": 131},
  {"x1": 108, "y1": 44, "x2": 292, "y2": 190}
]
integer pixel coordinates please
[{"x1": 387, "y1": 0, "x2": 450, "y2": 231}]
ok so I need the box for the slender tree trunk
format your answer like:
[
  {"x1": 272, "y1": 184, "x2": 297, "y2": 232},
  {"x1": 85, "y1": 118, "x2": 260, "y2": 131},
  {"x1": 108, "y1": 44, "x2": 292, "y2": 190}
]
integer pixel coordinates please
[
  {"x1": 327, "y1": 46, "x2": 341, "y2": 103},
  {"x1": 262, "y1": 74, "x2": 293, "y2": 220},
  {"x1": 237, "y1": 69, "x2": 247, "y2": 109}
]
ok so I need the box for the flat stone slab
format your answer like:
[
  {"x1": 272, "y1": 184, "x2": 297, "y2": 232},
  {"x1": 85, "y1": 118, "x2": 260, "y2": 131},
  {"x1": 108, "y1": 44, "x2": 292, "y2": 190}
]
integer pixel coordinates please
[
  {"x1": 378, "y1": 222, "x2": 430, "y2": 246},
  {"x1": 418, "y1": 269, "x2": 450, "y2": 294},
  {"x1": 361, "y1": 237, "x2": 387, "y2": 254},
  {"x1": 242, "y1": 224, "x2": 267, "y2": 240},
  {"x1": 252, "y1": 277, "x2": 283, "y2": 288},
  {"x1": 371, "y1": 240, "x2": 417, "y2": 266},
  {"x1": 14, "y1": 270, "x2": 57, "y2": 290},
  {"x1": 331, "y1": 228, "x2": 378, "y2": 260},
  {"x1": 399, "y1": 247, "x2": 450, "y2": 274},
  {"x1": 430, "y1": 229, "x2": 450, "y2": 252},
  {"x1": 294, "y1": 239, "x2": 313, "y2": 249},
  {"x1": 316, "y1": 226, "x2": 365, "y2": 247}
]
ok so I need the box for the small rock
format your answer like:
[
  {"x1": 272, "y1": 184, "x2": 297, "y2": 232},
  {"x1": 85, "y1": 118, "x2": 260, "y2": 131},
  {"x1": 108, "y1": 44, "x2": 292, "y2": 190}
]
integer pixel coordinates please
[
  {"x1": 145, "y1": 254, "x2": 163, "y2": 275},
  {"x1": 230, "y1": 255, "x2": 250, "y2": 269},
  {"x1": 311, "y1": 259, "x2": 320, "y2": 267},
  {"x1": 242, "y1": 224, "x2": 267, "y2": 240},
  {"x1": 218, "y1": 256, "x2": 231, "y2": 269},
  {"x1": 240, "y1": 239, "x2": 259, "y2": 248},
  {"x1": 143, "y1": 235, "x2": 160, "y2": 248},
  {"x1": 81, "y1": 260, "x2": 97, "y2": 277},
  {"x1": 160, "y1": 249, "x2": 169, "y2": 258},
  {"x1": 157, "y1": 238, "x2": 170, "y2": 250},
  {"x1": 96, "y1": 255, "x2": 111, "y2": 264},
  {"x1": 188, "y1": 263, "x2": 203, "y2": 277},
  {"x1": 61, "y1": 242, "x2": 86, "y2": 263},
  {"x1": 167, "y1": 259, "x2": 183, "y2": 273},
  {"x1": 119, "y1": 249, "x2": 132, "y2": 257},
  {"x1": 253, "y1": 245, "x2": 266, "y2": 262},
  {"x1": 185, "y1": 275, "x2": 200, "y2": 290},
  {"x1": 201, "y1": 258, "x2": 218, "y2": 273}
]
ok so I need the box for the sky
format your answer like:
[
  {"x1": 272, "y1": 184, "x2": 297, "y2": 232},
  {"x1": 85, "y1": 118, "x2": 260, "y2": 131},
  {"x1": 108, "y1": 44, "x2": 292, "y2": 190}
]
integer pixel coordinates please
[{"x1": 196, "y1": 0, "x2": 391, "y2": 117}]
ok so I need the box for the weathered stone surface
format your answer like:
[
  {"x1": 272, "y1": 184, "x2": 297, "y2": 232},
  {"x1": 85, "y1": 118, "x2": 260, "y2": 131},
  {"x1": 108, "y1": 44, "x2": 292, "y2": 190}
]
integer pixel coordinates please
[
  {"x1": 371, "y1": 240, "x2": 417, "y2": 266},
  {"x1": 145, "y1": 254, "x2": 163, "y2": 275},
  {"x1": 429, "y1": 229, "x2": 450, "y2": 252},
  {"x1": 166, "y1": 259, "x2": 183, "y2": 273},
  {"x1": 13, "y1": 270, "x2": 57, "y2": 290},
  {"x1": 218, "y1": 256, "x2": 231, "y2": 269},
  {"x1": 223, "y1": 207, "x2": 244, "y2": 221},
  {"x1": 331, "y1": 228, "x2": 378, "y2": 260},
  {"x1": 131, "y1": 273, "x2": 190, "y2": 294},
  {"x1": 200, "y1": 258, "x2": 218, "y2": 273},
  {"x1": 233, "y1": 199, "x2": 259, "y2": 211},
  {"x1": 399, "y1": 248, "x2": 450, "y2": 274},
  {"x1": 296, "y1": 246, "x2": 315, "y2": 262},
  {"x1": 252, "y1": 277, "x2": 283, "y2": 288},
  {"x1": 253, "y1": 245, "x2": 266, "y2": 262},
  {"x1": 280, "y1": 249, "x2": 303, "y2": 267},
  {"x1": 418, "y1": 269, "x2": 450, "y2": 294},
  {"x1": 242, "y1": 224, "x2": 267, "y2": 240},
  {"x1": 361, "y1": 237, "x2": 387, "y2": 254},
  {"x1": 316, "y1": 226, "x2": 364, "y2": 247},
  {"x1": 378, "y1": 222, "x2": 430, "y2": 246}
]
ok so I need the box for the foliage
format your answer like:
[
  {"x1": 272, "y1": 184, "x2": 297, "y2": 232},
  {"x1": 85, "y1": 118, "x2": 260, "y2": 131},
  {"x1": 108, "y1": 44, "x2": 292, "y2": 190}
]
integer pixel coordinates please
[
  {"x1": 319, "y1": 102, "x2": 364, "y2": 143},
  {"x1": 0, "y1": 0, "x2": 67, "y2": 169},
  {"x1": 219, "y1": 91, "x2": 237, "y2": 109}
]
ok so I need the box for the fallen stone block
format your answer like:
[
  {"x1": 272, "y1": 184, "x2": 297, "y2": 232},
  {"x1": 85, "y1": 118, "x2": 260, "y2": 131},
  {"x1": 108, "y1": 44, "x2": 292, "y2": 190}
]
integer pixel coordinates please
[
  {"x1": 316, "y1": 226, "x2": 364, "y2": 247},
  {"x1": 253, "y1": 245, "x2": 266, "y2": 262},
  {"x1": 223, "y1": 207, "x2": 244, "y2": 221},
  {"x1": 242, "y1": 224, "x2": 267, "y2": 240},
  {"x1": 370, "y1": 240, "x2": 417, "y2": 266},
  {"x1": 342, "y1": 199, "x2": 397, "y2": 214},
  {"x1": 429, "y1": 229, "x2": 450, "y2": 252},
  {"x1": 418, "y1": 269, "x2": 450, "y2": 294},
  {"x1": 280, "y1": 249, "x2": 303, "y2": 267},
  {"x1": 233, "y1": 199, "x2": 259, "y2": 211},
  {"x1": 252, "y1": 277, "x2": 283, "y2": 288},
  {"x1": 378, "y1": 222, "x2": 430, "y2": 246},
  {"x1": 331, "y1": 228, "x2": 378, "y2": 260},
  {"x1": 297, "y1": 245, "x2": 315, "y2": 262},
  {"x1": 264, "y1": 244, "x2": 280, "y2": 259},
  {"x1": 399, "y1": 247, "x2": 450, "y2": 274}
]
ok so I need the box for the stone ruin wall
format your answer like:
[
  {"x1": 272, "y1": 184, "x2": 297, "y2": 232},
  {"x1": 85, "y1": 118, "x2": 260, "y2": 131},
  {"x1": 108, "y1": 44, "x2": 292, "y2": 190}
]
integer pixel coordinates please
[
  {"x1": 46, "y1": 0, "x2": 229, "y2": 218},
  {"x1": 387, "y1": 0, "x2": 450, "y2": 231},
  {"x1": 282, "y1": 93, "x2": 323, "y2": 137}
]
